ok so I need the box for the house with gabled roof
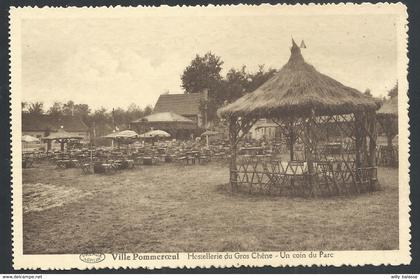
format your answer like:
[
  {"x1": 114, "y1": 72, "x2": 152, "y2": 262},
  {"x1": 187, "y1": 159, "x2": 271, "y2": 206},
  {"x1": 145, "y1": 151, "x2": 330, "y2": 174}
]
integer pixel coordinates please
[
  {"x1": 153, "y1": 90, "x2": 208, "y2": 128},
  {"x1": 22, "y1": 114, "x2": 89, "y2": 140}
]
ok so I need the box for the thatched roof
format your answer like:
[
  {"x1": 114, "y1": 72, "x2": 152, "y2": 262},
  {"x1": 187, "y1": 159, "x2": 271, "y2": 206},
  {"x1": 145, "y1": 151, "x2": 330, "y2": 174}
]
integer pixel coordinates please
[
  {"x1": 377, "y1": 95, "x2": 398, "y2": 117},
  {"x1": 22, "y1": 114, "x2": 88, "y2": 132},
  {"x1": 43, "y1": 129, "x2": 83, "y2": 140},
  {"x1": 218, "y1": 40, "x2": 379, "y2": 118}
]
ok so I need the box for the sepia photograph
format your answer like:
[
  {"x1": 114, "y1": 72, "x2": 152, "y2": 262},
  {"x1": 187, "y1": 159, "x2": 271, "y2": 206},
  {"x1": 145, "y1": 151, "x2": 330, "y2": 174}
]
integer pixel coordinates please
[{"x1": 9, "y1": 4, "x2": 410, "y2": 269}]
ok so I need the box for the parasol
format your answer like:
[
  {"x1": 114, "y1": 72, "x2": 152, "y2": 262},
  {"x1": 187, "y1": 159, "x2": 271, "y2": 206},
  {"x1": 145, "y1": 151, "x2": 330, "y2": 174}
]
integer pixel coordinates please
[
  {"x1": 200, "y1": 130, "x2": 221, "y2": 137},
  {"x1": 103, "y1": 130, "x2": 139, "y2": 139},
  {"x1": 22, "y1": 135, "x2": 40, "y2": 143},
  {"x1": 139, "y1": 130, "x2": 171, "y2": 138}
]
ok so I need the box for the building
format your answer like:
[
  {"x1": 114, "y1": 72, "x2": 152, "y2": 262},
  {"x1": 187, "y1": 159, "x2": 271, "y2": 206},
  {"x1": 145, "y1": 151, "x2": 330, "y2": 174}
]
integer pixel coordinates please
[
  {"x1": 22, "y1": 114, "x2": 89, "y2": 139},
  {"x1": 22, "y1": 114, "x2": 89, "y2": 150},
  {"x1": 248, "y1": 119, "x2": 279, "y2": 140},
  {"x1": 130, "y1": 112, "x2": 197, "y2": 139},
  {"x1": 153, "y1": 90, "x2": 208, "y2": 128}
]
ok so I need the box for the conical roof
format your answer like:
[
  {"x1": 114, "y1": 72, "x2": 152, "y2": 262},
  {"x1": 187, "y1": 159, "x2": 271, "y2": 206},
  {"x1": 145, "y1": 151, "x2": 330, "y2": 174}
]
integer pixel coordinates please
[
  {"x1": 218, "y1": 40, "x2": 379, "y2": 118},
  {"x1": 43, "y1": 128, "x2": 83, "y2": 140}
]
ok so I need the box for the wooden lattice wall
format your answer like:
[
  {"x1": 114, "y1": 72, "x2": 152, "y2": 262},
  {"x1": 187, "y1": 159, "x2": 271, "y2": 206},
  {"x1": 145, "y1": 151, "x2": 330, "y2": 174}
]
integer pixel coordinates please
[{"x1": 228, "y1": 110, "x2": 379, "y2": 197}]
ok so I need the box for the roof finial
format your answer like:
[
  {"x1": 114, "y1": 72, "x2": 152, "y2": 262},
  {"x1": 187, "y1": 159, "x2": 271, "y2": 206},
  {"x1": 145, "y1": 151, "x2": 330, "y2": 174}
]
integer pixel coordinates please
[
  {"x1": 291, "y1": 38, "x2": 298, "y2": 49},
  {"x1": 288, "y1": 38, "x2": 305, "y2": 65}
]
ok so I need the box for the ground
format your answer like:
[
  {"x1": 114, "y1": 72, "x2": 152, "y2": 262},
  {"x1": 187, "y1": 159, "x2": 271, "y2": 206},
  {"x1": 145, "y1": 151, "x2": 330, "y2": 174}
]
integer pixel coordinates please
[{"x1": 22, "y1": 161, "x2": 399, "y2": 254}]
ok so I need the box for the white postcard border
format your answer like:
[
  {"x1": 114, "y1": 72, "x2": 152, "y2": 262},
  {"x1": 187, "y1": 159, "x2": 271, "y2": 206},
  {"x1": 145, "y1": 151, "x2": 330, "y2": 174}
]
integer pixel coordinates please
[{"x1": 9, "y1": 3, "x2": 410, "y2": 269}]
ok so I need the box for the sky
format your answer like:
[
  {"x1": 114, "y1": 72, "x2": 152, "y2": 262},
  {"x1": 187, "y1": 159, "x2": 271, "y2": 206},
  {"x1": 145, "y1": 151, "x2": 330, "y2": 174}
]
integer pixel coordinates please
[{"x1": 21, "y1": 7, "x2": 398, "y2": 111}]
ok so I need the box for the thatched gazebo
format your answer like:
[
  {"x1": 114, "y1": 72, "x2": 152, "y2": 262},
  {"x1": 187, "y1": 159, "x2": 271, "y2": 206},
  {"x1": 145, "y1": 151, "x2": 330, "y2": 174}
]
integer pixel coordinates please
[
  {"x1": 43, "y1": 128, "x2": 83, "y2": 152},
  {"x1": 218, "y1": 40, "x2": 380, "y2": 197},
  {"x1": 377, "y1": 95, "x2": 398, "y2": 166}
]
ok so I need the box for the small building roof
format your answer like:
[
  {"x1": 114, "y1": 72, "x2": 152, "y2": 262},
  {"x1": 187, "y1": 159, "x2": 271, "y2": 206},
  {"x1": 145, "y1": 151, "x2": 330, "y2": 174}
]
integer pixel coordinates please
[
  {"x1": 22, "y1": 114, "x2": 89, "y2": 132},
  {"x1": 132, "y1": 112, "x2": 194, "y2": 123},
  {"x1": 218, "y1": 40, "x2": 379, "y2": 118},
  {"x1": 43, "y1": 129, "x2": 83, "y2": 140},
  {"x1": 377, "y1": 96, "x2": 398, "y2": 117},
  {"x1": 153, "y1": 92, "x2": 207, "y2": 116}
]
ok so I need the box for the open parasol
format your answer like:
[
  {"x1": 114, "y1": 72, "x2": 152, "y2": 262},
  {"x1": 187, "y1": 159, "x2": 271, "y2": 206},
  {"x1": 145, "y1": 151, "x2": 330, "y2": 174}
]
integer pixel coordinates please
[
  {"x1": 200, "y1": 130, "x2": 221, "y2": 137},
  {"x1": 104, "y1": 130, "x2": 139, "y2": 139},
  {"x1": 139, "y1": 130, "x2": 171, "y2": 138},
  {"x1": 22, "y1": 135, "x2": 40, "y2": 143},
  {"x1": 201, "y1": 130, "x2": 222, "y2": 146}
]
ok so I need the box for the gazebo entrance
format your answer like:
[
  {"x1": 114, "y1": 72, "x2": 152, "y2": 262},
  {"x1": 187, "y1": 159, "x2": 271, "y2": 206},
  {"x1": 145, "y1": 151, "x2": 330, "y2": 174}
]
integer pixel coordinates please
[{"x1": 219, "y1": 40, "x2": 380, "y2": 197}]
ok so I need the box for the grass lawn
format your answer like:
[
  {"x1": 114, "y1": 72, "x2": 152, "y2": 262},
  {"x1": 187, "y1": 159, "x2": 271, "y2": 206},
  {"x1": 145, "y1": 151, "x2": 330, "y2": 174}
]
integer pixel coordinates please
[{"x1": 22, "y1": 161, "x2": 399, "y2": 254}]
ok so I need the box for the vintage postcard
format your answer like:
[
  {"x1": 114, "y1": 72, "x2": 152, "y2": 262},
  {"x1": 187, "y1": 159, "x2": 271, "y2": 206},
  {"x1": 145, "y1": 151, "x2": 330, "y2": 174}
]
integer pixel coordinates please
[{"x1": 9, "y1": 3, "x2": 410, "y2": 269}]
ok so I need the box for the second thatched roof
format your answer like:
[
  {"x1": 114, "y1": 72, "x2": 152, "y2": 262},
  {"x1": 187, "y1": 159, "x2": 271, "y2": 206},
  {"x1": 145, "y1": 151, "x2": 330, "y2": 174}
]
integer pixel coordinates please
[
  {"x1": 218, "y1": 40, "x2": 379, "y2": 118},
  {"x1": 377, "y1": 95, "x2": 398, "y2": 117}
]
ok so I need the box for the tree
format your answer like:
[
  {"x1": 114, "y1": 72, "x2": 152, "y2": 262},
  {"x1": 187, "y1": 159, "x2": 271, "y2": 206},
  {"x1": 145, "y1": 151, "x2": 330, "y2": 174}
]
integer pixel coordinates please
[
  {"x1": 223, "y1": 66, "x2": 248, "y2": 102},
  {"x1": 127, "y1": 103, "x2": 145, "y2": 120},
  {"x1": 181, "y1": 52, "x2": 223, "y2": 95},
  {"x1": 62, "y1": 101, "x2": 75, "y2": 116},
  {"x1": 27, "y1": 102, "x2": 44, "y2": 115},
  {"x1": 144, "y1": 105, "x2": 153, "y2": 116},
  {"x1": 48, "y1": 102, "x2": 63, "y2": 116},
  {"x1": 220, "y1": 64, "x2": 277, "y2": 104},
  {"x1": 22, "y1": 101, "x2": 28, "y2": 113},
  {"x1": 388, "y1": 82, "x2": 398, "y2": 98},
  {"x1": 246, "y1": 65, "x2": 277, "y2": 92}
]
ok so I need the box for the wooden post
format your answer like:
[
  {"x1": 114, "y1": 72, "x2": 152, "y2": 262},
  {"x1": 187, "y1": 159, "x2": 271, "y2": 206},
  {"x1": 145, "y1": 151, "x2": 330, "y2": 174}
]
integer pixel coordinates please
[
  {"x1": 306, "y1": 111, "x2": 315, "y2": 174},
  {"x1": 368, "y1": 110, "x2": 378, "y2": 190},
  {"x1": 60, "y1": 140, "x2": 65, "y2": 152},
  {"x1": 354, "y1": 112, "x2": 363, "y2": 170},
  {"x1": 288, "y1": 121, "x2": 295, "y2": 161},
  {"x1": 368, "y1": 110, "x2": 377, "y2": 167},
  {"x1": 362, "y1": 113, "x2": 368, "y2": 166},
  {"x1": 229, "y1": 116, "x2": 239, "y2": 190},
  {"x1": 305, "y1": 110, "x2": 316, "y2": 196},
  {"x1": 354, "y1": 112, "x2": 363, "y2": 191},
  {"x1": 386, "y1": 118, "x2": 393, "y2": 148}
]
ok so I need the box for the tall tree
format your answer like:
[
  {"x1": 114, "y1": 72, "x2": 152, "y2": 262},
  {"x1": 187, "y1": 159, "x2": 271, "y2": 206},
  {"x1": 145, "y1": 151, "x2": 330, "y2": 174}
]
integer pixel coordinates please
[
  {"x1": 388, "y1": 82, "x2": 398, "y2": 98},
  {"x1": 181, "y1": 52, "x2": 223, "y2": 95},
  {"x1": 27, "y1": 102, "x2": 44, "y2": 115},
  {"x1": 224, "y1": 66, "x2": 248, "y2": 102},
  {"x1": 246, "y1": 65, "x2": 277, "y2": 92},
  {"x1": 62, "y1": 101, "x2": 75, "y2": 116},
  {"x1": 22, "y1": 101, "x2": 28, "y2": 113},
  {"x1": 48, "y1": 102, "x2": 64, "y2": 116},
  {"x1": 127, "y1": 103, "x2": 145, "y2": 120},
  {"x1": 144, "y1": 105, "x2": 153, "y2": 116}
]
